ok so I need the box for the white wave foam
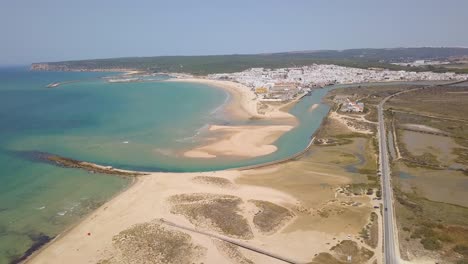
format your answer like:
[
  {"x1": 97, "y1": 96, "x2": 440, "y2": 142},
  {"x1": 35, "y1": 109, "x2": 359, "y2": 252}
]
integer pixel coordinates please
[
  {"x1": 175, "y1": 124, "x2": 210, "y2": 143},
  {"x1": 210, "y1": 91, "x2": 231, "y2": 115},
  {"x1": 57, "y1": 211, "x2": 67, "y2": 216}
]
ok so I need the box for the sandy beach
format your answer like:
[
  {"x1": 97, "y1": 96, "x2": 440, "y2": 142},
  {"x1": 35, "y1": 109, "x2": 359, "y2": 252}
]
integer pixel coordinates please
[
  {"x1": 28, "y1": 156, "x2": 374, "y2": 264},
  {"x1": 167, "y1": 77, "x2": 298, "y2": 159},
  {"x1": 27, "y1": 138, "x2": 379, "y2": 264},
  {"x1": 27, "y1": 170, "x2": 303, "y2": 264},
  {"x1": 166, "y1": 78, "x2": 296, "y2": 120}
]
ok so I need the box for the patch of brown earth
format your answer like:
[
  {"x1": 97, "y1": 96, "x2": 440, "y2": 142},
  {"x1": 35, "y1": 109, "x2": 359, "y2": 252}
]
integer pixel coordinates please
[
  {"x1": 309, "y1": 240, "x2": 374, "y2": 264},
  {"x1": 192, "y1": 176, "x2": 234, "y2": 188}
]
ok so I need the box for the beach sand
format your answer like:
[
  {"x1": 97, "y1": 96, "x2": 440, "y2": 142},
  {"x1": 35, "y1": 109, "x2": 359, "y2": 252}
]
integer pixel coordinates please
[
  {"x1": 184, "y1": 125, "x2": 293, "y2": 158},
  {"x1": 28, "y1": 171, "x2": 302, "y2": 264},
  {"x1": 167, "y1": 77, "x2": 297, "y2": 159},
  {"x1": 167, "y1": 78, "x2": 296, "y2": 120},
  {"x1": 28, "y1": 141, "x2": 376, "y2": 264}
]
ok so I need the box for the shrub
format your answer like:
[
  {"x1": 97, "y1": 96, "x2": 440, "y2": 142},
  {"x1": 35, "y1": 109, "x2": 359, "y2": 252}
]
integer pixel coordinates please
[
  {"x1": 436, "y1": 232, "x2": 453, "y2": 242},
  {"x1": 421, "y1": 237, "x2": 441, "y2": 251},
  {"x1": 454, "y1": 245, "x2": 468, "y2": 257},
  {"x1": 376, "y1": 189, "x2": 382, "y2": 198}
]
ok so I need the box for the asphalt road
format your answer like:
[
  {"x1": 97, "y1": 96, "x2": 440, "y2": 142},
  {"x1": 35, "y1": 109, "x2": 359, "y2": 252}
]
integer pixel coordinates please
[
  {"x1": 377, "y1": 95, "x2": 399, "y2": 264},
  {"x1": 377, "y1": 80, "x2": 467, "y2": 263}
]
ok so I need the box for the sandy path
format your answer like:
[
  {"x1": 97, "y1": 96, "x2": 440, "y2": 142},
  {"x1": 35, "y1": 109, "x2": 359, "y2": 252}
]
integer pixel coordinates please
[
  {"x1": 329, "y1": 111, "x2": 373, "y2": 134},
  {"x1": 184, "y1": 125, "x2": 293, "y2": 158}
]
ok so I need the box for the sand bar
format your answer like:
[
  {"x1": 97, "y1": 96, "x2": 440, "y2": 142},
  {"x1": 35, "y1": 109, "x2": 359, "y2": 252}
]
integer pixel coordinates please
[{"x1": 184, "y1": 125, "x2": 293, "y2": 158}]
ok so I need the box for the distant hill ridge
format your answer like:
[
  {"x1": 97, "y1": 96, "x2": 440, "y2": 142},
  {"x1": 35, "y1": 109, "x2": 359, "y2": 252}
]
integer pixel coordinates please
[{"x1": 31, "y1": 47, "x2": 468, "y2": 75}]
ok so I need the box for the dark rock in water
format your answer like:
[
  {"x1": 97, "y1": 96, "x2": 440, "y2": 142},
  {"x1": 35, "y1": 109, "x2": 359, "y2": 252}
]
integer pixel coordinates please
[
  {"x1": 8, "y1": 150, "x2": 145, "y2": 176},
  {"x1": 10, "y1": 233, "x2": 53, "y2": 264}
]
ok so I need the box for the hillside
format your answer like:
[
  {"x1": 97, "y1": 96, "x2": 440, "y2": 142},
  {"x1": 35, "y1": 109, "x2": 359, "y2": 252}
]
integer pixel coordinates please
[{"x1": 31, "y1": 47, "x2": 468, "y2": 75}]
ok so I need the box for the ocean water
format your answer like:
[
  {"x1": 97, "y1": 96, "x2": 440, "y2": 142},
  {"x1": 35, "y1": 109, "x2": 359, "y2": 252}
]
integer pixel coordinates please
[
  {"x1": 0, "y1": 67, "x2": 230, "y2": 263},
  {"x1": 0, "y1": 67, "x2": 334, "y2": 263}
]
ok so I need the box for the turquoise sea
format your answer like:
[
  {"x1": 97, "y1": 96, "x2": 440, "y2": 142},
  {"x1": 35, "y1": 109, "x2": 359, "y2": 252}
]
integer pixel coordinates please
[
  {"x1": 0, "y1": 66, "x2": 331, "y2": 263},
  {"x1": 0, "y1": 67, "x2": 444, "y2": 263}
]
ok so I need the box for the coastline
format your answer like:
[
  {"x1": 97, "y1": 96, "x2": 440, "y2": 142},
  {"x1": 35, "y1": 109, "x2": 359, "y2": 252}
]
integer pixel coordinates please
[
  {"x1": 24, "y1": 78, "x2": 392, "y2": 263},
  {"x1": 165, "y1": 77, "x2": 296, "y2": 121},
  {"x1": 166, "y1": 77, "x2": 299, "y2": 159},
  {"x1": 26, "y1": 169, "x2": 303, "y2": 264},
  {"x1": 26, "y1": 101, "x2": 376, "y2": 264},
  {"x1": 24, "y1": 175, "x2": 140, "y2": 263},
  {"x1": 25, "y1": 76, "x2": 315, "y2": 263},
  {"x1": 20, "y1": 66, "x2": 466, "y2": 263}
]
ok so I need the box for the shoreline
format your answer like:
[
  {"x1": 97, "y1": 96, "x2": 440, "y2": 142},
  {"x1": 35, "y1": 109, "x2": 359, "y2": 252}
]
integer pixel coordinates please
[
  {"x1": 25, "y1": 100, "x2": 375, "y2": 263},
  {"x1": 25, "y1": 78, "x2": 317, "y2": 263},
  {"x1": 24, "y1": 78, "x2": 398, "y2": 263},
  {"x1": 165, "y1": 77, "x2": 297, "y2": 121},
  {"x1": 25, "y1": 168, "x2": 303, "y2": 263},
  {"x1": 23, "y1": 175, "x2": 140, "y2": 264},
  {"x1": 166, "y1": 77, "x2": 299, "y2": 159},
  {"x1": 18, "y1": 68, "x2": 467, "y2": 262}
]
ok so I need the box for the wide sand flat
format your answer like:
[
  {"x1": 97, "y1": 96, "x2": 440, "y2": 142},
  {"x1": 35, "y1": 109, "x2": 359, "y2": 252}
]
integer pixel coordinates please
[{"x1": 184, "y1": 125, "x2": 293, "y2": 158}]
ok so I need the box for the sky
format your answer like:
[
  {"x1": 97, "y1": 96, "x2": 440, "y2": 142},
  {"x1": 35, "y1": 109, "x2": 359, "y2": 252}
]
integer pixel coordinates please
[{"x1": 1, "y1": 0, "x2": 468, "y2": 65}]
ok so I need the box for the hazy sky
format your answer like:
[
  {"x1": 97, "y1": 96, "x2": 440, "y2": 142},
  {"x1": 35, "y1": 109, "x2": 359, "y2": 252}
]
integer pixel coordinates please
[{"x1": 1, "y1": 0, "x2": 468, "y2": 65}]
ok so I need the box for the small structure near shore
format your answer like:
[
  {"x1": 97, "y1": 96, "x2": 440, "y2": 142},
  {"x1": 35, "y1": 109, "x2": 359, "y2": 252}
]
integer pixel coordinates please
[{"x1": 340, "y1": 98, "x2": 364, "y2": 113}]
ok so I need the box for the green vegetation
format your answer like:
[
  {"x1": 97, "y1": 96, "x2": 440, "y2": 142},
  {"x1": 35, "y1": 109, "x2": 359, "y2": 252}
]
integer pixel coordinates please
[
  {"x1": 250, "y1": 200, "x2": 293, "y2": 233},
  {"x1": 454, "y1": 147, "x2": 468, "y2": 166},
  {"x1": 33, "y1": 47, "x2": 468, "y2": 75},
  {"x1": 359, "y1": 228, "x2": 369, "y2": 240},
  {"x1": 395, "y1": 186, "x2": 468, "y2": 260},
  {"x1": 360, "y1": 212, "x2": 379, "y2": 248},
  {"x1": 106, "y1": 221, "x2": 206, "y2": 264},
  {"x1": 168, "y1": 193, "x2": 253, "y2": 239},
  {"x1": 454, "y1": 245, "x2": 468, "y2": 257},
  {"x1": 309, "y1": 240, "x2": 374, "y2": 264},
  {"x1": 420, "y1": 237, "x2": 442, "y2": 250}
]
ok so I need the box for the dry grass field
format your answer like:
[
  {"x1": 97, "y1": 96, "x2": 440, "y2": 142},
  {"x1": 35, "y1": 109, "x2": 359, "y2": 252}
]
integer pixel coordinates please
[
  {"x1": 325, "y1": 83, "x2": 468, "y2": 263},
  {"x1": 386, "y1": 85, "x2": 468, "y2": 263}
]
